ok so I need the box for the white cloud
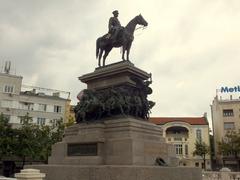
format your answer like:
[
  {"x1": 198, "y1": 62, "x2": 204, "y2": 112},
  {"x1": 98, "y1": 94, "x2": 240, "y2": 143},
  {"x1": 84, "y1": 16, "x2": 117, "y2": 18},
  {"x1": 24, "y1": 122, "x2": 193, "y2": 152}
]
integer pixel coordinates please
[{"x1": 0, "y1": 0, "x2": 240, "y2": 129}]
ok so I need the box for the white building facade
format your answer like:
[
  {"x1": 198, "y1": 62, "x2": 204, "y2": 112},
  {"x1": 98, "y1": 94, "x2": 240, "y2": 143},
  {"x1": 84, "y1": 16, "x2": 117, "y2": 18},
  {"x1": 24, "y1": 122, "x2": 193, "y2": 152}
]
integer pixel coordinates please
[
  {"x1": 211, "y1": 91, "x2": 240, "y2": 169},
  {"x1": 0, "y1": 72, "x2": 70, "y2": 128},
  {"x1": 150, "y1": 116, "x2": 211, "y2": 170}
]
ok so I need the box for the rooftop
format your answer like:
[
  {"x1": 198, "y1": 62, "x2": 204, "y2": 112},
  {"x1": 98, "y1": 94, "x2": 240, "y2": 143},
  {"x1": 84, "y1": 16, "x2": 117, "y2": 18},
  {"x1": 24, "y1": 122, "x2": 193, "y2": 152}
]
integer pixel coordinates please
[
  {"x1": 0, "y1": 72, "x2": 22, "y2": 78},
  {"x1": 149, "y1": 117, "x2": 208, "y2": 125},
  {"x1": 20, "y1": 91, "x2": 69, "y2": 101}
]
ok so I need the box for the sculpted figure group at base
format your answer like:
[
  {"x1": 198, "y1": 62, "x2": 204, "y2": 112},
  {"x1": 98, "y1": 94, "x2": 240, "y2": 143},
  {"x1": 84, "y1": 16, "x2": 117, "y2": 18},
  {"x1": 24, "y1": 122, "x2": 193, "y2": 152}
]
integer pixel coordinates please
[
  {"x1": 74, "y1": 80, "x2": 155, "y2": 123},
  {"x1": 96, "y1": 10, "x2": 148, "y2": 67}
]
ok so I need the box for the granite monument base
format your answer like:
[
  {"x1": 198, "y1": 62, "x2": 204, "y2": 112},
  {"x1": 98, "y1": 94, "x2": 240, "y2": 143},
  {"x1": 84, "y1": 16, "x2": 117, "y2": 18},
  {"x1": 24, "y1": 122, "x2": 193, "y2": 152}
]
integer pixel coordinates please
[
  {"x1": 26, "y1": 117, "x2": 201, "y2": 180},
  {"x1": 26, "y1": 165, "x2": 202, "y2": 180},
  {"x1": 48, "y1": 117, "x2": 177, "y2": 166}
]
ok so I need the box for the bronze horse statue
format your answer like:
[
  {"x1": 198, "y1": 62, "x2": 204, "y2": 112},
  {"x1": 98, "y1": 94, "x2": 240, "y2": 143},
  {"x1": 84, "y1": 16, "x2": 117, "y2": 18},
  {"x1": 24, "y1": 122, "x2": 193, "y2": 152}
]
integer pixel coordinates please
[{"x1": 96, "y1": 14, "x2": 148, "y2": 67}]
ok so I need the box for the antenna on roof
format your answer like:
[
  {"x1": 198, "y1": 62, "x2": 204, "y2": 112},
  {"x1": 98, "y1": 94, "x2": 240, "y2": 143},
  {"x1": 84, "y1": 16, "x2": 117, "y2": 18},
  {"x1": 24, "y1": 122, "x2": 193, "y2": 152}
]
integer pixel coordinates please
[{"x1": 4, "y1": 61, "x2": 11, "y2": 74}]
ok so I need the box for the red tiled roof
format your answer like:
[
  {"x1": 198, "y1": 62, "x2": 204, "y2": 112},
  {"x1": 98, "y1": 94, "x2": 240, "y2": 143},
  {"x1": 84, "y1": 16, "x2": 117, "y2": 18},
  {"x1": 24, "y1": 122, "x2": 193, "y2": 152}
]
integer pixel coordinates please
[{"x1": 149, "y1": 117, "x2": 208, "y2": 125}]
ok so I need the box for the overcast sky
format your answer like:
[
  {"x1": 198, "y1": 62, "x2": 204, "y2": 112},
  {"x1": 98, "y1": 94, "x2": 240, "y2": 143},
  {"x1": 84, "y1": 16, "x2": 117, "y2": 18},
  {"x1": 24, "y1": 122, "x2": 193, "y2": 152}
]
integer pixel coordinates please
[{"x1": 0, "y1": 0, "x2": 240, "y2": 127}]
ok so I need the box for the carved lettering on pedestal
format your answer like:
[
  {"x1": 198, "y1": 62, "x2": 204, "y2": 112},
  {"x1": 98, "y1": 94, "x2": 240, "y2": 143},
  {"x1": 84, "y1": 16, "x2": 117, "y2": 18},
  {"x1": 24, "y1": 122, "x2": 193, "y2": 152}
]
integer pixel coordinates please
[{"x1": 67, "y1": 143, "x2": 98, "y2": 156}]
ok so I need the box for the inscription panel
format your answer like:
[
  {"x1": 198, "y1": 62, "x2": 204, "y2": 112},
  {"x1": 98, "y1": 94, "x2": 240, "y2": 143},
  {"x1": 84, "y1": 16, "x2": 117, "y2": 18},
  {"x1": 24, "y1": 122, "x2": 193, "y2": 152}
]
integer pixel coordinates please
[{"x1": 67, "y1": 143, "x2": 98, "y2": 156}]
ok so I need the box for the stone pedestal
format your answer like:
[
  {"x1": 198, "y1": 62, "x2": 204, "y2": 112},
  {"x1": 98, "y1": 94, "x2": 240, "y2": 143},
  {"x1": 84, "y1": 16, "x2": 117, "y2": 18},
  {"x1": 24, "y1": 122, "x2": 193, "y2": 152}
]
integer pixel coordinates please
[
  {"x1": 48, "y1": 117, "x2": 177, "y2": 166},
  {"x1": 27, "y1": 165, "x2": 202, "y2": 180},
  {"x1": 26, "y1": 117, "x2": 202, "y2": 180},
  {"x1": 79, "y1": 61, "x2": 150, "y2": 90}
]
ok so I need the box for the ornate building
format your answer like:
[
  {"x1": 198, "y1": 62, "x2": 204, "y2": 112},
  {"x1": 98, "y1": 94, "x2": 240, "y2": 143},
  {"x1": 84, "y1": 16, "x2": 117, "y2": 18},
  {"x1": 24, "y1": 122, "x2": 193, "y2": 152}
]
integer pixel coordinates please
[{"x1": 150, "y1": 115, "x2": 211, "y2": 169}]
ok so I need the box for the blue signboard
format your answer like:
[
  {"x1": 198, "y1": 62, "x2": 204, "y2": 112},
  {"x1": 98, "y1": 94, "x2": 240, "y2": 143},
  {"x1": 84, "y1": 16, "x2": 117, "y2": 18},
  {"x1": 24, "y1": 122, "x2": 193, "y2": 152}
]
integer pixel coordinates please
[{"x1": 220, "y1": 86, "x2": 240, "y2": 93}]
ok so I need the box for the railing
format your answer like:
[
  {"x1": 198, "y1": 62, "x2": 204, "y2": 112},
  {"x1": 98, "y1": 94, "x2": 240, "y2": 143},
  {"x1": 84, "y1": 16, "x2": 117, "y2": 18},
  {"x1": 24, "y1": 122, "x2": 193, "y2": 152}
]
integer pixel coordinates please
[{"x1": 203, "y1": 171, "x2": 240, "y2": 180}]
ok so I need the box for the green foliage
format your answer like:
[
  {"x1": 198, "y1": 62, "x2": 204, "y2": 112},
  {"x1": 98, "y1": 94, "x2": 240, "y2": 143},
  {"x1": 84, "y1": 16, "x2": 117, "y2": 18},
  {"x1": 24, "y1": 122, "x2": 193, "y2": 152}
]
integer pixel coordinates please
[
  {"x1": 193, "y1": 141, "x2": 210, "y2": 169},
  {"x1": 218, "y1": 130, "x2": 240, "y2": 170},
  {"x1": 0, "y1": 113, "x2": 65, "y2": 165},
  {"x1": 193, "y1": 141, "x2": 210, "y2": 158},
  {"x1": 218, "y1": 130, "x2": 240, "y2": 158},
  {"x1": 37, "y1": 118, "x2": 65, "y2": 162},
  {"x1": 0, "y1": 114, "x2": 16, "y2": 159},
  {"x1": 209, "y1": 134, "x2": 215, "y2": 158},
  {"x1": 15, "y1": 113, "x2": 37, "y2": 164}
]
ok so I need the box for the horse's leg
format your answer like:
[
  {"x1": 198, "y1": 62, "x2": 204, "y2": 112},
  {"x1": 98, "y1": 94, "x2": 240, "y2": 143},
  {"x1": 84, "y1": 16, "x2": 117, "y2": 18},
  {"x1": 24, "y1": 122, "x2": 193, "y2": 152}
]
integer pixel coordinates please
[
  {"x1": 122, "y1": 46, "x2": 126, "y2": 61},
  {"x1": 103, "y1": 48, "x2": 112, "y2": 66},
  {"x1": 126, "y1": 42, "x2": 132, "y2": 61},
  {"x1": 103, "y1": 51, "x2": 106, "y2": 66},
  {"x1": 103, "y1": 52, "x2": 108, "y2": 66},
  {"x1": 98, "y1": 49, "x2": 103, "y2": 67},
  {"x1": 98, "y1": 54, "x2": 101, "y2": 67}
]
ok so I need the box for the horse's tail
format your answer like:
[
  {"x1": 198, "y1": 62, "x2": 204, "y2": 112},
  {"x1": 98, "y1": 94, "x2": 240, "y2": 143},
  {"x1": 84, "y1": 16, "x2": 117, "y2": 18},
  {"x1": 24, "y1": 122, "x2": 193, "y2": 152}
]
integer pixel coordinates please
[{"x1": 96, "y1": 38, "x2": 100, "y2": 59}]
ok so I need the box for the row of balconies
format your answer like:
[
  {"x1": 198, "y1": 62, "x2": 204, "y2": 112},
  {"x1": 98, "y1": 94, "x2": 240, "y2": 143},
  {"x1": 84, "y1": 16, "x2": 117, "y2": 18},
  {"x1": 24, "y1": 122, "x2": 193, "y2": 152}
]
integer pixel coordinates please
[{"x1": 0, "y1": 100, "x2": 63, "y2": 114}]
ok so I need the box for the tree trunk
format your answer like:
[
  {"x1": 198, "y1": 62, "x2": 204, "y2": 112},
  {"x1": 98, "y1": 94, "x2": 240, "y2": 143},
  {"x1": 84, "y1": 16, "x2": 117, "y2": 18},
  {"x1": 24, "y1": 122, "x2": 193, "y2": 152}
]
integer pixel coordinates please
[
  {"x1": 203, "y1": 157, "x2": 206, "y2": 170},
  {"x1": 238, "y1": 159, "x2": 240, "y2": 171},
  {"x1": 233, "y1": 152, "x2": 239, "y2": 171},
  {"x1": 22, "y1": 156, "x2": 26, "y2": 168},
  {"x1": 45, "y1": 149, "x2": 49, "y2": 164}
]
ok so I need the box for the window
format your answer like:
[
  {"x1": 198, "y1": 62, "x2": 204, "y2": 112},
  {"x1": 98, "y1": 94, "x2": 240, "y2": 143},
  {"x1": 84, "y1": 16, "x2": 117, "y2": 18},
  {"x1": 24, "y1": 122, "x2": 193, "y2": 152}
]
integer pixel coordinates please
[
  {"x1": 51, "y1": 119, "x2": 61, "y2": 127},
  {"x1": 19, "y1": 102, "x2": 34, "y2": 110},
  {"x1": 223, "y1": 109, "x2": 234, "y2": 117},
  {"x1": 54, "y1": 105, "x2": 62, "y2": 113},
  {"x1": 19, "y1": 116, "x2": 25, "y2": 124},
  {"x1": 224, "y1": 122, "x2": 235, "y2": 130},
  {"x1": 38, "y1": 104, "x2": 47, "y2": 111},
  {"x1": 174, "y1": 144, "x2": 183, "y2": 155},
  {"x1": 174, "y1": 137, "x2": 182, "y2": 141},
  {"x1": 185, "y1": 145, "x2": 188, "y2": 155},
  {"x1": 168, "y1": 138, "x2": 171, "y2": 141},
  {"x1": 19, "y1": 116, "x2": 32, "y2": 124},
  {"x1": 1, "y1": 100, "x2": 13, "y2": 108},
  {"x1": 37, "y1": 118, "x2": 46, "y2": 125},
  {"x1": 4, "y1": 85, "x2": 14, "y2": 93},
  {"x1": 196, "y1": 129, "x2": 202, "y2": 142}
]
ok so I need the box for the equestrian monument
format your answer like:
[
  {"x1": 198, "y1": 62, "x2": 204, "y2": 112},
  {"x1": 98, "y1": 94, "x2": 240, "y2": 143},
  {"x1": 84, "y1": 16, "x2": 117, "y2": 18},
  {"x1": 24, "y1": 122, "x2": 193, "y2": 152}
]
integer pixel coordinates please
[{"x1": 27, "y1": 11, "x2": 201, "y2": 180}]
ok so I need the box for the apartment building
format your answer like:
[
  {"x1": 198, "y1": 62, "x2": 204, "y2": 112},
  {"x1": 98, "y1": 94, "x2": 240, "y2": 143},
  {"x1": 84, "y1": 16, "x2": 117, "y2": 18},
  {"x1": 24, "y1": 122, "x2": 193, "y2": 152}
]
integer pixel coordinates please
[
  {"x1": 0, "y1": 70, "x2": 70, "y2": 128},
  {"x1": 211, "y1": 88, "x2": 240, "y2": 168}
]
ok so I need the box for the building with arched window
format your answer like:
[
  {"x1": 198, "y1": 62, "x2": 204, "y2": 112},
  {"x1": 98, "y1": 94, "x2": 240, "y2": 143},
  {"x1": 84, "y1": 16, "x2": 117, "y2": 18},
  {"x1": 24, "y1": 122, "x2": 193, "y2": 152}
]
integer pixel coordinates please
[{"x1": 150, "y1": 115, "x2": 211, "y2": 170}]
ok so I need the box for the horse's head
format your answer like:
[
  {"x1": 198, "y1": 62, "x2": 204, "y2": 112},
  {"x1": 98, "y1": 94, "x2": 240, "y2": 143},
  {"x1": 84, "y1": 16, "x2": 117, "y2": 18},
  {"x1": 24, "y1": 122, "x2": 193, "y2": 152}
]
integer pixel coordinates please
[{"x1": 136, "y1": 14, "x2": 148, "y2": 27}]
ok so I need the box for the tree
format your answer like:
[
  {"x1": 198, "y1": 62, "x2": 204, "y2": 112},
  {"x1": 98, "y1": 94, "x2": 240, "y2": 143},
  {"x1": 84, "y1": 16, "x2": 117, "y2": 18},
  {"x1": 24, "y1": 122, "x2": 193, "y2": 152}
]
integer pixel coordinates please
[
  {"x1": 36, "y1": 118, "x2": 64, "y2": 163},
  {"x1": 0, "y1": 113, "x2": 65, "y2": 167},
  {"x1": 0, "y1": 114, "x2": 16, "y2": 160},
  {"x1": 35, "y1": 125, "x2": 52, "y2": 163},
  {"x1": 218, "y1": 130, "x2": 240, "y2": 170},
  {"x1": 16, "y1": 115, "x2": 65, "y2": 165},
  {"x1": 193, "y1": 141, "x2": 210, "y2": 170},
  {"x1": 15, "y1": 113, "x2": 39, "y2": 167},
  {"x1": 51, "y1": 118, "x2": 65, "y2": 143}
]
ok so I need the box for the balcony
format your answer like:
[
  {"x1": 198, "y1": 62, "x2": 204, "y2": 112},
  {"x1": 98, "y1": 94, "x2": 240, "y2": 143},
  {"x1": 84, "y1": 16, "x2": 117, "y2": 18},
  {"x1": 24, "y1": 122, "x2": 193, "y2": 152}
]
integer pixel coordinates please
[{"x1": 165, "y1": 126, "x2": 189, "y2": 141}]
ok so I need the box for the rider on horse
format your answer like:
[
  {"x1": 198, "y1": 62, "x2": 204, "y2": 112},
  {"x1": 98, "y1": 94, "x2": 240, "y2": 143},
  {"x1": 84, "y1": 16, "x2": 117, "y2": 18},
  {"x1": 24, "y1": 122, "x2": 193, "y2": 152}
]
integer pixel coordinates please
[{"x1": 107, "y1": 10, "x2": 123, "y2": 43}]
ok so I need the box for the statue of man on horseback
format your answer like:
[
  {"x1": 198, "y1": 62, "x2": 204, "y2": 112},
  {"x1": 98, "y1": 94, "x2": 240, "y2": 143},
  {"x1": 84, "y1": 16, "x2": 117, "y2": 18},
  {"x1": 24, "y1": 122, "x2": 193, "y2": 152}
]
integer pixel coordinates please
[
  {"x1": 107, "y1": 10, "x2": 123, "y2": 43},
  {"x1": 96, "y1": 11, "x2": 148, "y2": 67}
]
